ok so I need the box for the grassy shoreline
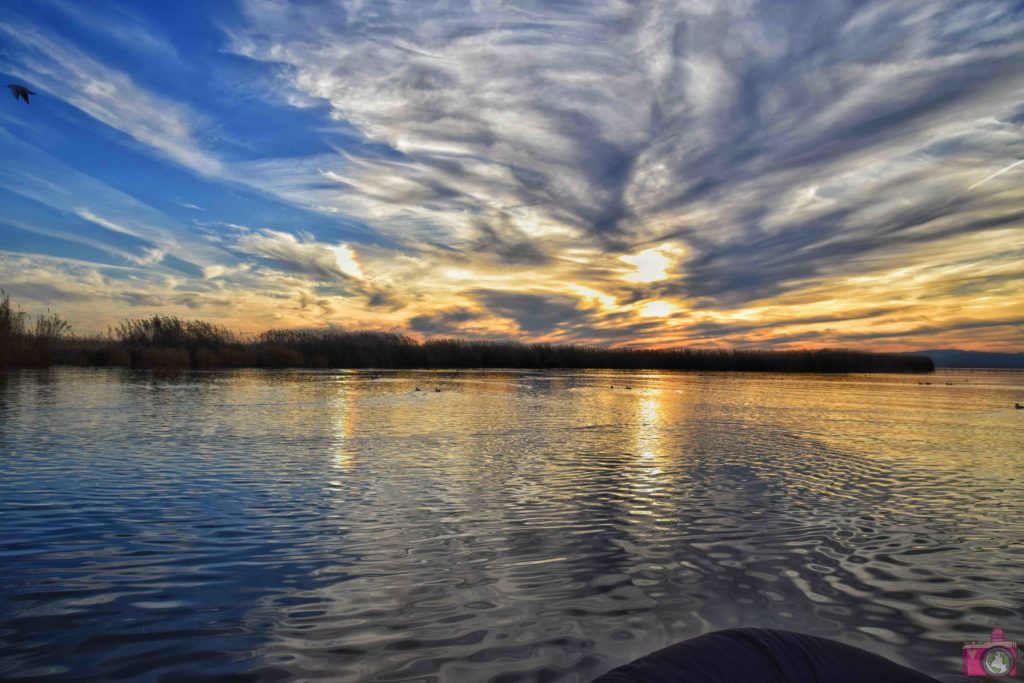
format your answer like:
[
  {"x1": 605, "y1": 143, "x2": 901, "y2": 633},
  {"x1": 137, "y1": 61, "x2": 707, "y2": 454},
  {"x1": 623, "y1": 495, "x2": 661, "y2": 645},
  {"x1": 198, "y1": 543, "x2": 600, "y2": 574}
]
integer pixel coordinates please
[{"x1": 1, "y1": 293, "x2": 934, "y2": 373}]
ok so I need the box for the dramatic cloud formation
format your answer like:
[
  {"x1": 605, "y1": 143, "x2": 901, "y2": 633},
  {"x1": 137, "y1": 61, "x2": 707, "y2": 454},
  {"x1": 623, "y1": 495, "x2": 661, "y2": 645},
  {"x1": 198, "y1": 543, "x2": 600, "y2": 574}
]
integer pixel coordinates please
[{"x1": 0, "y1": 1, "x2": 1021, "y2": 349}]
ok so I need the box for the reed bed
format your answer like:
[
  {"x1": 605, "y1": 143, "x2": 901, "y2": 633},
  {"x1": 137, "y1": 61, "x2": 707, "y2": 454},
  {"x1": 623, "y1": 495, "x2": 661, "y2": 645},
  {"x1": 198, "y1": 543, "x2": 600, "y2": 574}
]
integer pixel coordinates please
[{"x1": 0, "y1": 293, "x2": 934, "y2": 373}]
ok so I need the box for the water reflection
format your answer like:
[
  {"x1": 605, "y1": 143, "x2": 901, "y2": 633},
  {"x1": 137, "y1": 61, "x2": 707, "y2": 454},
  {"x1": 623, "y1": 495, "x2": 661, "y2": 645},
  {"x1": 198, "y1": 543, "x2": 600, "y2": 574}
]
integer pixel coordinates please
[
  {"x1": 0, "y1": 369, "x2": 1022, "y2": 682},
  {"x1": 331, "y1": 373, "x2": 359, "y2": 472}
]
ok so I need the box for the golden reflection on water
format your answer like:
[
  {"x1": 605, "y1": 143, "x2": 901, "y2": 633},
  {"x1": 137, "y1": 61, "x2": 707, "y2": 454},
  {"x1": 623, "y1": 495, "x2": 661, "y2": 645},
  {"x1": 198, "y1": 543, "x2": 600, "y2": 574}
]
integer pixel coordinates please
[
  {"x1": 2, "y1": 368, "x2": 1024, "y2": 682},
  {"x1": 635, "y1": 392, "x2": 663, "y2": 462},
  {"x1": 331, "y1": 373, "x2": 359, "y2": 472},
  {"x1": 628, "y1": 391, "x2": 669, "y2": 514}
]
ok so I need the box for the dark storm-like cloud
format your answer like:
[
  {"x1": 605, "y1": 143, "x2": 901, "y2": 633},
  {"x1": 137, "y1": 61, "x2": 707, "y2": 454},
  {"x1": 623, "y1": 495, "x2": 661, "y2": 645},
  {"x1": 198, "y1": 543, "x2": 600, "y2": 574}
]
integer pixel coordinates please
[
  {"x1": 470, "y1": 290, "x2": 585, "y2": 336},
  {"x1": 470, "y1": 222, "x2": 550, "y2": 266},
  {"x1": 408, "y1": 307, "x2": 483, "y2": 336}
]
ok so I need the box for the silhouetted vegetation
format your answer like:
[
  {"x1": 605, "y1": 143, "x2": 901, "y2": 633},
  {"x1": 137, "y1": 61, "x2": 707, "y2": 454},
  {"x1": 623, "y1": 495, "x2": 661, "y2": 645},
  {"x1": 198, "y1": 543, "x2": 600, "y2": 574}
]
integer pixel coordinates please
[
  {"x1": 1, "y1": 294, "x2": 934, "y2": 373},
  {"x1": 110, "y1": 315, "x2": 246, "y2": 369},
  {"x1": 0, "y1": 290, "x2": 72, "y2": 369}
]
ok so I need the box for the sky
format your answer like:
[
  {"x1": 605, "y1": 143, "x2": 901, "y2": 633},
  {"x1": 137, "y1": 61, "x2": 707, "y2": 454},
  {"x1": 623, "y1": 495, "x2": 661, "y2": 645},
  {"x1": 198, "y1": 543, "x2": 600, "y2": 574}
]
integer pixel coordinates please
[{"x1": 1, "y1": 0, "x2": 1022, "y2": 351}]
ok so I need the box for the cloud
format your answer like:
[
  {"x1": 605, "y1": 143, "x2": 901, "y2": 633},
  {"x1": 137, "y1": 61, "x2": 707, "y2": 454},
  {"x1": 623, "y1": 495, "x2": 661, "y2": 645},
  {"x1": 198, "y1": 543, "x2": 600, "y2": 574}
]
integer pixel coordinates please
[
  {"x1": 228, "y1": 227, "x2": 406, "y2": 310},
  {"x1": 231, "y1": 228, "x2": 360, "y2": 281},
  {"x1": 230, "y1": 0, "x2": 1024, "y2": 309},
  {"x1": 2, "y1": 0, "x2": 1023, "y2": 349},
  {"x1": 408, "y1": 307, "x2": 483, "y2": 336},
  {"x1": 42, "y1": 0, "x2": 182, "y2": 62},
  {"x1": 465, "y1": 221, "x2": 549, "y2": 266},
  {"x1": 0, "y1": 18, "x2": 221, "y2": 175},
  {"x1": 471, "y1": 290, "x2": 586, "y2": 336},
  {"x1": 0, "y1": 250, "x2": 384, "y2": 334},
  {"x1": 967, "y1": 158, "x2": 1024, "y2": 191},
  {"x1": 74, "y1": 209, "x2": 145, "y2": 239},
  {"x1": 229, "y1": 0, "x2": 655, "y2": 243},
  {"x1": 0, "y1": 127, "x2": 236, "y2": 277}
]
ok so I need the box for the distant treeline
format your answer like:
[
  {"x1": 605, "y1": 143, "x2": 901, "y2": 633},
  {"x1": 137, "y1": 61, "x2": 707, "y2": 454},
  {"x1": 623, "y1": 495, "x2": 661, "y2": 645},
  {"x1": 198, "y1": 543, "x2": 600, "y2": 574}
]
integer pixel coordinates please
[{"x1": 1, "y1": 293, "x2": 934, "y2": 373}]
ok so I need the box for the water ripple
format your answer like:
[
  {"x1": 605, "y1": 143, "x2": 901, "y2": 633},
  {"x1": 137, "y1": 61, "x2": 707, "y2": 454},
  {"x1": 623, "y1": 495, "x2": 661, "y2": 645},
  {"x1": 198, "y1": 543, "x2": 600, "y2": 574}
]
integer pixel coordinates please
[{"x1": 1, "y1": 368, "x2": 1022, "y2": 681}]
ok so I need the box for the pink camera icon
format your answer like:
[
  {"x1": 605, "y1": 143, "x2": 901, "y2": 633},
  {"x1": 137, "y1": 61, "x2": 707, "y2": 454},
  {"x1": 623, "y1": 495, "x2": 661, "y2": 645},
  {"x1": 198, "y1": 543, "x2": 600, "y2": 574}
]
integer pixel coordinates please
[{"x1": 963, "y1": 628, "x2": 1018, "y2": 677}]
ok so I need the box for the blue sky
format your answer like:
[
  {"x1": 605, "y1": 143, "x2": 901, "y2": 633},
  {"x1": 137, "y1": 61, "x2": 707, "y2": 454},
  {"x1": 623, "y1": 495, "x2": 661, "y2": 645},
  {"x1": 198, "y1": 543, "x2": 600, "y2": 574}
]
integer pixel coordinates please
[{"x1": 1, "y1": 0, "x2": 1022, "y2": 349}]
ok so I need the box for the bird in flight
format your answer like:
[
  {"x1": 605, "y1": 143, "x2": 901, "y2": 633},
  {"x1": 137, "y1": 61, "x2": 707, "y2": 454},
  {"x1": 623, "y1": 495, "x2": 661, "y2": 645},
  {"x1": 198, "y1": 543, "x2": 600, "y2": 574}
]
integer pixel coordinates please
[{"x1": 6, "y1": 83, "x2": 35, "y2": 104}]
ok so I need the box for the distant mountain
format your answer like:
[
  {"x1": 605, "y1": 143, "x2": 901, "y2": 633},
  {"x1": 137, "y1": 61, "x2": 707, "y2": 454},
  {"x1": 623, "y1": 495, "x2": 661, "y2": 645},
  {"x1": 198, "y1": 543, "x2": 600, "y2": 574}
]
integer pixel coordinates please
[{"x1": 910, "y1": 349, "x2": 1024, "y2": 369}]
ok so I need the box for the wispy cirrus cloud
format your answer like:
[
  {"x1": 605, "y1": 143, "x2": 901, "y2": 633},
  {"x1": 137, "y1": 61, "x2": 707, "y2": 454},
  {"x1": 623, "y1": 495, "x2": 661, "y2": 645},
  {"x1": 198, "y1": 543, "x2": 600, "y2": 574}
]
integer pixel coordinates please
[
  {"x1": 1, "y1": 0, "x2": 1022, "y2": 350},
  {"x1": 229, "y1": 0, "x2": 1024, "y2": 308},
  {"x1": 0, "y1": 16, "x2": 220, "y2": 175}
]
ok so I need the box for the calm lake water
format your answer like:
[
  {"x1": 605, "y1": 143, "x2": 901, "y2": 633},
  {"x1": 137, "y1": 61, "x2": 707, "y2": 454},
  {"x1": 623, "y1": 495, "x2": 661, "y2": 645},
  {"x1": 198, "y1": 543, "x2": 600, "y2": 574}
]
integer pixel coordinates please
[{"x1": 1, "y1": 368, "x2": 1022, "y2": 682}]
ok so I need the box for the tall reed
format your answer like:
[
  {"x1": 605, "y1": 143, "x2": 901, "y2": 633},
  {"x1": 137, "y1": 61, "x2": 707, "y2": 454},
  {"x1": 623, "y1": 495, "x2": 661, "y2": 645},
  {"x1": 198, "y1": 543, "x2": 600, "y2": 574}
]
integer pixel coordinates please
[{"x1": 0, "y1": 291, "x2": 72, "y2": 368}]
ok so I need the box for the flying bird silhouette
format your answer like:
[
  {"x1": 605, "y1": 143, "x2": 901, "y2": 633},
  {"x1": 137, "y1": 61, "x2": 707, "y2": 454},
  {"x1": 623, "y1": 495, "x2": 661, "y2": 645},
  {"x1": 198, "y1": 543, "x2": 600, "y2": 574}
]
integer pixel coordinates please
[{"x1": 6, "y1": 83, "x2": 35, "y2": 104}]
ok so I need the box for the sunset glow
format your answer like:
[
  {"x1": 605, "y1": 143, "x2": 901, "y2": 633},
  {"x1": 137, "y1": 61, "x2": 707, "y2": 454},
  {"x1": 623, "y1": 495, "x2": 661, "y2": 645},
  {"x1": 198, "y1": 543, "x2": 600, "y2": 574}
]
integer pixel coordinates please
[
  {"x1": 621, "y1": 248, "x2": 674, "y2": 284},
  {"x1": 1, "y1": 2, "x2": 1021, "y2": 351}
]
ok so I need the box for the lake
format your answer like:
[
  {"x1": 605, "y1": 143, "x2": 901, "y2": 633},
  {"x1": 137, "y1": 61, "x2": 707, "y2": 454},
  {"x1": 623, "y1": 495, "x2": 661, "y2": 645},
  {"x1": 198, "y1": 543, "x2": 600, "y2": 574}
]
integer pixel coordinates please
[{"x1": 1, "y1": 368, "x2": 1022, "y2": 682}]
